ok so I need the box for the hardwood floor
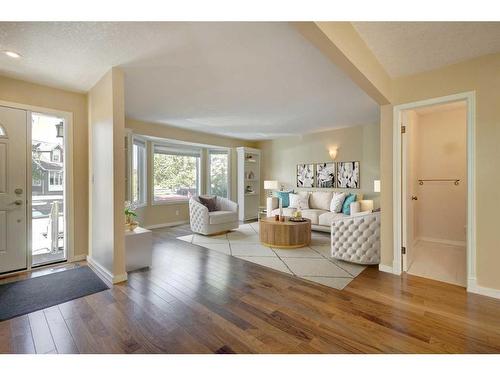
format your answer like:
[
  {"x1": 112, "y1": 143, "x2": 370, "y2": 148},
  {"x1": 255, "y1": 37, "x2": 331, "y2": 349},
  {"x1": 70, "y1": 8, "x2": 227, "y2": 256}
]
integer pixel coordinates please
[{"x1": 1, "y1": 225, "x2": 500, "y2": 353}]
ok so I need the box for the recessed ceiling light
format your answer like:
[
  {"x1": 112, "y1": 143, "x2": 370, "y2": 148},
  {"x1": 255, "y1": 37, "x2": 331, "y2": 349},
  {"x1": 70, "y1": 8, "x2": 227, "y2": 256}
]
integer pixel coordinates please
[{"x1": 3, "y1": 51, "x2": 21, "y2": 59}]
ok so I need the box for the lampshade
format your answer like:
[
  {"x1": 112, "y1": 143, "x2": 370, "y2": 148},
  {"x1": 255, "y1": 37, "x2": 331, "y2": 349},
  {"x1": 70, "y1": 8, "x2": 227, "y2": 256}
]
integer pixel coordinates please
[
  {"x1": 374, "y1": 180, "x2": 381, "y2": 193},
  {"x1": 264, "y1": 180, "x2": 279, "y2": 190}
]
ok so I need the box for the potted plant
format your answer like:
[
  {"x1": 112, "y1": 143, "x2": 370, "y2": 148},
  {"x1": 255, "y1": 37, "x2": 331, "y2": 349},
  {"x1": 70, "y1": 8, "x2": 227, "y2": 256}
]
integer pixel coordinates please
[{"x1": 125, "y1": 201, "x2": 139, "y2": 231}]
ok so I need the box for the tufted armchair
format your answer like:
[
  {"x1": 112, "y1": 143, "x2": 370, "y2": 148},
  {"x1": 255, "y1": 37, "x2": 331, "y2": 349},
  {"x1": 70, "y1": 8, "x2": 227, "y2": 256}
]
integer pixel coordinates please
[
  {"x1": 189, "y1": 196, "x2": 239, "y2": 235},
  {"x1": 330, "y1": 211, "x2": 380, "y2": 265}
]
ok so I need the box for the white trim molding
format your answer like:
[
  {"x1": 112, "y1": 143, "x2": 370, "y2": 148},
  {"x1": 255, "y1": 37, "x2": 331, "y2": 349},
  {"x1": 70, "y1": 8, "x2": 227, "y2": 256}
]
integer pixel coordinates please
[
  {"x1": 145, "y1": 220, "x2": 189, "y2": 230},
  {"x1": 0, "y1": 99, "x2": 75, "y2": 274},
  {"x1": 416, "y1": 237, "x2": 466, "y2": 247},
  {"x1": 391, "y1": 91, "x2": 477, "y2": 289},
  {"x1": 87, "y1": 256, "x2": 128, "y2": 285},
  {"x1": 378, "y1": 264, "x2": 396, "y2": 274},
  {"x1": 468, "y1": 278, "x2": 500, "y2": 300}
]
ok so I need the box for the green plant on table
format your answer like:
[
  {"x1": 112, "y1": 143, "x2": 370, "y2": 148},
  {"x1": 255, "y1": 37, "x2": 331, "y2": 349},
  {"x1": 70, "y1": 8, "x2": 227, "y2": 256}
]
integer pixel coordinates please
[{"x1": 124, "y1": 201, "x2": 138, "y2": 224}]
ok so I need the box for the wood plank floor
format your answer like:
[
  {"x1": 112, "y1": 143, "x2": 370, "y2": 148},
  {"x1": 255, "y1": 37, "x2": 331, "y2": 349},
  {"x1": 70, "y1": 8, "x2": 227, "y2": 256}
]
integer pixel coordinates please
[{"x1": 2, "y1": 225, "x2": 500, "y2": 353}]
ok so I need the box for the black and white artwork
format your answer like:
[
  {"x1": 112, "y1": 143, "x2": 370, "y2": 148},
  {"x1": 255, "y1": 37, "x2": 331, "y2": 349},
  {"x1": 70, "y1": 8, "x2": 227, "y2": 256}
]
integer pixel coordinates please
[
  {"x1": 296, "y1": 163, "x2": 315, "y2": 188},
  {"x1": 316, "y1": 162, "x2": 335, "y2": 188},
  {"x1": 337, "y1": 161, "x2": 360, "y2": 189}
]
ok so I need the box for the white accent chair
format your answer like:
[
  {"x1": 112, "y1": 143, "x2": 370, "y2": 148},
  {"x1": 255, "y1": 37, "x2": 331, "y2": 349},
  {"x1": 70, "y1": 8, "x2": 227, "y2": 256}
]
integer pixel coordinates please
[
  {"x1": 189, "y1": 196, "x2": 239, "y2": 235},
  {"x1": 330, "y1": 211, "x2": 381, "y2": 265}
]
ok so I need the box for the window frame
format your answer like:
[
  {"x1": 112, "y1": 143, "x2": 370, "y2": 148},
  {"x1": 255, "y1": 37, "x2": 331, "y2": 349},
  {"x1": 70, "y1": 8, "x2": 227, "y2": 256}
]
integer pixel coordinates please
[
  {"x1": 152, "y1": 142, "x2": 202, "y2": 206},
  {"x1": 52, "y1": 148, "x2": 61, "y2": 162},
  {"x1": 48, "y1": 170, "x2": 63, "y2": 191},
  {"x1": 131, "y1": 137, "x2": 147, "y2": 207},
  {"x1": 207, "y1": 148, "x2": 231, "y2": 199}
]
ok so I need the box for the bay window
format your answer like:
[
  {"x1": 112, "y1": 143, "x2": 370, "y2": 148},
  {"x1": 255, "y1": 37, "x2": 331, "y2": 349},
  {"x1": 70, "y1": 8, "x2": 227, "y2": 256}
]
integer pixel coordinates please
[
  {"x1": 153, "y1": 144, "x2": 201, "y2": 203},
  {"x1": 132, "y1": 138, "x2": 147, "y2": 206},
  {"x1": 208, "y1": 149, "x2": 229, "y2": 198}
]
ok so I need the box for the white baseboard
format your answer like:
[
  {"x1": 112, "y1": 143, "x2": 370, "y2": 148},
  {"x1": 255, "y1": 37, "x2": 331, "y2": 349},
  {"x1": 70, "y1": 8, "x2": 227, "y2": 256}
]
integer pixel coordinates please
[
  {"x1": 467, "y1": 277, "x2": 500, "y2": 299},
  {"x1": 378, "y1": 260, "x2": 402, "y2": 275},
  {"x1": 378, "y1": 264, "x2": 394, "y2": 273},
  {"x1": 86, "y1": 256, "x2": 128, "y2": 285},
  {"x1": 378, "y1": 264, "x2": 393, "y2": 274},
  {"x1": 416, "y1": 237, "x2": 466, "y2": 247},
  {"x1": 145, "y1": 220, "x2": 189, "y2": 230}
]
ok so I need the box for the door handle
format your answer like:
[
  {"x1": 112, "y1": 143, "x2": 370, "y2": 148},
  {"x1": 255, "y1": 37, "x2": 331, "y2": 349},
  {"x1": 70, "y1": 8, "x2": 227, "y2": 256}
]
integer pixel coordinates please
[
  {"x1": 411, "y1": 196, "x2": 418, "y2": 201},
  {"x1": 13, "y1": 200, "x2": 23, "y2": 206}
]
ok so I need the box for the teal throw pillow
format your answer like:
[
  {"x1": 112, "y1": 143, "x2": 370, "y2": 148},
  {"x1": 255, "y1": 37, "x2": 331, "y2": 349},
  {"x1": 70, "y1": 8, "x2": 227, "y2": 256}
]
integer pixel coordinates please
[
  {"x1": 274, "y1": 191, "x2": 291, "y2": 207},
  {"x1": 342, "y1": 194, "x2": 356, "y2": 215}
]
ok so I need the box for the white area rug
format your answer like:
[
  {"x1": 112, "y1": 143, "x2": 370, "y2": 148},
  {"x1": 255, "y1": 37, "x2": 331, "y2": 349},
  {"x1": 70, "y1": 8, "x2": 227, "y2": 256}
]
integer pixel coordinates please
[{"x1": 177, "y1": 222, "x2": 366, "y2": 290}]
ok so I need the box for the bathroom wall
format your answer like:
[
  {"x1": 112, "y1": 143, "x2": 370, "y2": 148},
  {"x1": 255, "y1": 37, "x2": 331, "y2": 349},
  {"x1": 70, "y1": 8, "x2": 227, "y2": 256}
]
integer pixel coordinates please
[{"x1": 413, "y1": 105, "x2": 467, "y2": 244}]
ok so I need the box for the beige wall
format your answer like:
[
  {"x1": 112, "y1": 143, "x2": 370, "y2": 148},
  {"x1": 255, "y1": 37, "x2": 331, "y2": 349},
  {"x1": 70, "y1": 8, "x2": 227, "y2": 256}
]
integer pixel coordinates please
[
  {"x1": 257, "y1": 124, "x2": 380, "y2": 206},
  {"x1": 414, "y1": 107, "x2": 467, "y2": 243},
  {"x1": 0, "y1": 75, "x2": 88, "y2": 259},
  {"x1": 125, "y1": 118, "x2": 256, "y2": 228},
  {"x1": 88, "y1": 68, "x2": 126, "y2": 279},
  {"x1": 380, "y1": 52, "x2": 500, "y2": 290},
  {"x1": 294, "y1": 22, "x2": 392, "y2": 104}
]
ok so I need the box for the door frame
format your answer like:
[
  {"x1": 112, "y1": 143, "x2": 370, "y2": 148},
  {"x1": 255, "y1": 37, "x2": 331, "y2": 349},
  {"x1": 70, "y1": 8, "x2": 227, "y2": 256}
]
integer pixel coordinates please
[
  {"x1": 391, "y1": 91, "x2": 476, "y2": 292},
  {"x1": 0, "y1": 100, "x2": 74, "y2": 273}
]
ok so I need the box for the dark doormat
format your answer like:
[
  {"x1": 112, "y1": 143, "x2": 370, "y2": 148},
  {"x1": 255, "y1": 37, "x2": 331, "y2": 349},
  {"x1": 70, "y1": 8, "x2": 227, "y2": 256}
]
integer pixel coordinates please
[{"x1": 0, "y1": 266, "x2": 109, "y2": 321}]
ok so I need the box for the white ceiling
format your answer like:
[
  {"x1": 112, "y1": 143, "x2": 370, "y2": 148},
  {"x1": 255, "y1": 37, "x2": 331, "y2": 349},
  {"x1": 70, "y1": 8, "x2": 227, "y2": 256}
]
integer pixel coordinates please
[
  {"x1": 0, "y1": 22, "x2": 379, "y2": 140},
  {"x1": 353, "y1": 22, "x2": 500, "y2": 77}
]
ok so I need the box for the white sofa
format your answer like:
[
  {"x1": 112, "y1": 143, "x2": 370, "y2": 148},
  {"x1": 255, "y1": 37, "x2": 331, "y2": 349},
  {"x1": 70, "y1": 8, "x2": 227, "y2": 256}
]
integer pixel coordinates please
[
  {"x1": 189, "y1": 196, "x2": 239, "y2": 235},
  {"x1": 266, "y1": 191, "x2": 374, "y2": 232}
]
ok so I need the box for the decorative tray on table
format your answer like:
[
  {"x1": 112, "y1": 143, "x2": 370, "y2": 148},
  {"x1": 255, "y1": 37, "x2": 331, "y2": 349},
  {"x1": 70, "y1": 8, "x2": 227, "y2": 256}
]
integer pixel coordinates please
[{"x1": 289, "y1": 217, "x2": 307, "y2": 222}]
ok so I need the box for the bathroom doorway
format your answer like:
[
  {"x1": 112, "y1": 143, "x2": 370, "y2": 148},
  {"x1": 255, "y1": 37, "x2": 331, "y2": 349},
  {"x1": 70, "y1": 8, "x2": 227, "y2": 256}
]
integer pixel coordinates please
[
  {"x1": 401, "y1": 101, "x2": 467, "y2": 286},
  {"x1": 392, "y1": 91, "x2": 476, "y2": 290}
]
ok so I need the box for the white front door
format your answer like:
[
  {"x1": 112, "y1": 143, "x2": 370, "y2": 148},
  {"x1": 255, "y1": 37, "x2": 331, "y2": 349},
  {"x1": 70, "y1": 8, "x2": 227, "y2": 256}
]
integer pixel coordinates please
[{"x1": 0, "y1": 106, "x2": 27, "y2": 273}]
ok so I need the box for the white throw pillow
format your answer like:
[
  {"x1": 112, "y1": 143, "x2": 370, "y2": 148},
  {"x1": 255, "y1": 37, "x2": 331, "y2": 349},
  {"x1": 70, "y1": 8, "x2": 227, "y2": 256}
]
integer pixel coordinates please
[
  {"x1": 330, "y1": 192, "x2": 347, "y2": 213},
  {"x1": 309, "y1": 191, "x2": 333, "y2": 211},
  {"x1": 289, "y1": 193, "x2": 310, "y2": 210}
]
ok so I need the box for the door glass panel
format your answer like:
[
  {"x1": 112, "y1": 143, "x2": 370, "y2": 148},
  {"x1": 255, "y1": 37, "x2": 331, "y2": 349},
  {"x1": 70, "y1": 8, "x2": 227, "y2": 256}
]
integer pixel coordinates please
[{"x1": 31, "y1": 113, "x2": 66, "y2": 266}]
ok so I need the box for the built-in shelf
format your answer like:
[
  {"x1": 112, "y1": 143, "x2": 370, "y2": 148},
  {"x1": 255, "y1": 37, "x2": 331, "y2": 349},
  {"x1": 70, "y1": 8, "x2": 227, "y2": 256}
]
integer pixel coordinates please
[{"x1": 237, "y1": 147, "x2": 261, "y2": 221}]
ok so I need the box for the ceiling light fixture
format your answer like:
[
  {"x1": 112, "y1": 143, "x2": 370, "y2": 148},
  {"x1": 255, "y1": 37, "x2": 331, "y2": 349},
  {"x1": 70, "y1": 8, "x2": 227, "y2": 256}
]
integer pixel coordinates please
[{"x1": 3, "y1": 50, "x2": 21, "y2": 59}]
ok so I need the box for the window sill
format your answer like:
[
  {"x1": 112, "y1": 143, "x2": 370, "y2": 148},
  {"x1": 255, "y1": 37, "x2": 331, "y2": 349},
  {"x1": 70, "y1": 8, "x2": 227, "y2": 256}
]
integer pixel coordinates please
[{"x1": 152, "y1": 200, "x2": 189, "y2": 206}]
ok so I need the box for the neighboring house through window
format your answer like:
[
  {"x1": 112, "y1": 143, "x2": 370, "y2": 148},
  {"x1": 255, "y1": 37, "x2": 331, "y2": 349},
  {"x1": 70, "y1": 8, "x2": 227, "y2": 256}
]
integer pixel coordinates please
[
  {"x1": 48, "y1": 170, "x2": 63, "y2": 191},
  {"x1": 32, "y1": 176, "x2": 42, "y2": 186},
  {"x1": 52, "y1": 148, "x2": 61, "y2": 162}
]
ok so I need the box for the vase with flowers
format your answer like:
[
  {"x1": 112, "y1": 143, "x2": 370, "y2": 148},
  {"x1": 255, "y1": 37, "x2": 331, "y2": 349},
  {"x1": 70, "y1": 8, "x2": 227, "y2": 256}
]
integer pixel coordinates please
[{"x1": 125, "y1": 201, "x2": 139, "y2": 231}]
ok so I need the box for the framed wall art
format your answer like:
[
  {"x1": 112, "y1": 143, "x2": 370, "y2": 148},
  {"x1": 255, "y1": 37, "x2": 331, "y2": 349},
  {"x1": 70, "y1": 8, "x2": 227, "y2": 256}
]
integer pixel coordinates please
[
  {"x1": 296, "y1": 163, "x2": 315, "y2": 188},
  {"x1": 316, "y1": 162, "x2": 335, "y2": 188},
  {"x1": 337, "y1": 161, "x2": 360, "y2": 189}
]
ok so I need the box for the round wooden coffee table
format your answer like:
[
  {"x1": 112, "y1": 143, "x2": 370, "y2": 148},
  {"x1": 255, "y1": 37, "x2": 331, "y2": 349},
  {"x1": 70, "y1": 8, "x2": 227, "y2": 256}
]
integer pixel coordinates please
[{"x1": 259, "y1": 217, "x2": 311, "y2": 249}]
